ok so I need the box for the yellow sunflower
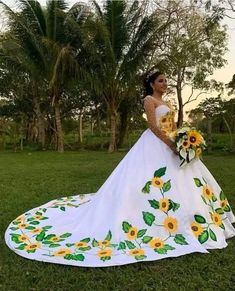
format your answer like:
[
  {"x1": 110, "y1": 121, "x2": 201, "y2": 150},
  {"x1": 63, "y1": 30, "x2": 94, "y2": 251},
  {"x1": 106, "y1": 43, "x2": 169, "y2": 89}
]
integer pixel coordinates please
[
  {"x1": 187, "y1": 131, "x2": 202, "y2": 146},
  {"x1": 24, "y1": 242, "x2": 41, "y2": 251},
  {"x1": 203, "y1": 185, "x2": 213, "y2": 200},
  {"x1": 220, "y1": 199, "x2": 228, "y2": 209},
  {"x1": 17, "y1": 223, "x2": 29, "y2": 229},
  {"x1": 49, "y1": 236, "x2": 60, "y2": 242},
  {"x1": 53, "y1": 248, "x2": 71, "y2": 257},
  {"x1": 182, "y1": 139, "x2": 190, "y2": 149},
  {"x1": 33, "y1": 215, "x2": 44, "y2": 220},
  {"x1": 160, "y1": 116, "x2": 168, "y2": 124},
  {"x1": 98, "y1": 240, "x2": 111, "y2": 247},
  {"x1": 127, "y1": 227, "x2": 138, "y2": 240},
  {"x1": 163, "y1": 216, "x2": 178, "y2": 233},
  {"x1": 129, "y1": 249, "x2": 145, "y2": 256},
  {"x1": 152, "y1": 177, "x2": 164, "y2": 188},
  {"x1": 149, "y1": 238, "x2": 164, "y2": 249},
  {"x1": 14, "y1": 215, "x2": 25, "y2": 223},
  {"x1": 159, "y1": 198, "x2": 170, "y2": 212},
  {"x1": 19, "y1": 234, "x2": 29, "y2": 242},
  {"x1": 97, "y1": 249, "x2": 112, "y2": 258},
  {"x1": 30, "y1": 228, "x2": 43, "y2": 234},
  {"x1": 191, "y1": 222, "x2": 204, "y2": 238},
  {"x1": 211, "y1": 213, "x2": 222, "y2": 226},
  {"x1": 75, "y1": 241, "x2": 88, "y2": 248}
]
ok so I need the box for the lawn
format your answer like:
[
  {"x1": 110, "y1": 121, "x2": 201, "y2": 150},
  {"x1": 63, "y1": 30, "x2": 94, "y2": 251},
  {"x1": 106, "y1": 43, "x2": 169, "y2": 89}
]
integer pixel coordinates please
[{"x1": 0, "y1": 151, "x2": 235, "y2": 291}]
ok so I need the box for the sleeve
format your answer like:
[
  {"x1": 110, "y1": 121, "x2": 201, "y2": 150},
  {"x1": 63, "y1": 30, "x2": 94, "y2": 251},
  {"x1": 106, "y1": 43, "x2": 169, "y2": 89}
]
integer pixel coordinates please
[{"x1": 143, "y1": 96, "x2": 174, "y2": 149}]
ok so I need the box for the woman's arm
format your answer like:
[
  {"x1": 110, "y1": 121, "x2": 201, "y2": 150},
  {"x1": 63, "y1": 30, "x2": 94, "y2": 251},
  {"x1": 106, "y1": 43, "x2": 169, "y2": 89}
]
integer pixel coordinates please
[
  {"x1": 172, "y1": 121, "x2": 177, "y2": 131},
  {"x1": 144, "y1": 96, "x2": 177, "y2": 154}
]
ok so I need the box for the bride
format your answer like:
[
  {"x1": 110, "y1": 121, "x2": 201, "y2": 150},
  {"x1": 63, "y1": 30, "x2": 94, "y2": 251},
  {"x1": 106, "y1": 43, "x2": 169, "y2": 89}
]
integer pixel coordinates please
[{"x1": 5, "y1": 71, "x2": 235, "y2": 267}]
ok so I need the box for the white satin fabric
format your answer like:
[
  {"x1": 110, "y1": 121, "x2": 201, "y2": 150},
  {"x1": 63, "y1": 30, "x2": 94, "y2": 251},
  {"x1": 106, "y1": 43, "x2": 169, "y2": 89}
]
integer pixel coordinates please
[{"x1": 5, "y1": 105, "x2": 235, "y2": 267}]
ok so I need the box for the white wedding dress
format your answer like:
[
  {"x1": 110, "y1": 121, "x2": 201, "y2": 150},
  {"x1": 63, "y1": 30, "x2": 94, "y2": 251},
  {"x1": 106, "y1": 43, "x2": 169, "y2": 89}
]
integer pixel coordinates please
[{"x1": 5, "y1": 105, "x2": 235, "y2": 267}]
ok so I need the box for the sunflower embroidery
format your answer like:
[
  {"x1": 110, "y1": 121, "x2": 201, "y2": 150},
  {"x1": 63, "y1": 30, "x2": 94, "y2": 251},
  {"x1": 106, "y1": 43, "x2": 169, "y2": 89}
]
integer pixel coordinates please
[
  {"x1": 151, "y1": 177, "x2": 164, "y2": 188},
  {"x1": 75, "y1": 241, "x2": 88, "y2": 248},
  {"x1": 30, "y1": 228, "x2": 43, "y2": 234},
  {"x1": 13, "y1": 216, "x2": 25, "y2": 224},
  {"x1": 98, "y1": 240, "x2": 111, "y2": 247},
  {"x1": 129, "y1": 249, "x2": 145, "y2": 257},
  {"x1": 127, "y1": 227, "x2": 138, "y2": 240},
  {"x1": 53, "y1": 248, "x2": 71, "y2": 257},
  {"x1": 163, "y1": 217, "x2": 178, "y2": 233},
  {"x1": 9, "y1": 166, "x2": 189, "y2": 263},
  {"x1": 48, "y1": 236, "x2": 61, "y2": 242},
  {"x1": 159, "y1": 111, "x2": 175, "y2": 133},
  {"x1": 193, "y1": 176, "x2": 229, "y2": 244},
  {"x1": 211, "y1": 212, "x2": 223, "y2": 226},
  {"x1": 32, "y1": 214, "x2": 45, "y2": 220},
  {"x1": 17, "y1": 223, "x2": 29, "y2": 230},
  {"x1": 191, "y1": 222, "x2": 204, "y2": 238},
  {"x1": 159, "y1": 198, "x2": 170, "y2": 212},
  {"x1": 97, "y1": 248, "x2": 112, "y2": 257},
  {"x1": 202, "y1": 185, "x2": 213, "y2": 200},
  {"x1": 149, "y1": 238, "x2": 165, "y2": 249},
  {"x1": 220, "y1": 200, "x2": 227, "y2": 209},
  {"x1": 24, "y1": 242, "x2": 41, "y2": 252},
  {"x1": 18, "y1": 234, "x2": 29, "y2": 242}
]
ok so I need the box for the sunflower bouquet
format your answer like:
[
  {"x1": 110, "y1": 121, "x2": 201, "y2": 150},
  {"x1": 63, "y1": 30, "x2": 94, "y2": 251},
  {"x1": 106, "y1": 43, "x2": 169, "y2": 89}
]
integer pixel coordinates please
[{"x1": 168, "y1": 127, "x2": 206, "y2": 167}]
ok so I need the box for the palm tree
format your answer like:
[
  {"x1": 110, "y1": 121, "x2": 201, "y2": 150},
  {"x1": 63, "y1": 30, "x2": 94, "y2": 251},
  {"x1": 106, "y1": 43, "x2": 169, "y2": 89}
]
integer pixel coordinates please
[
  {"x1": 80, "y1": 0, "x2": 168, "y2": 152},
  {"x1": 0, "y1": 0, "x2": 86, "y2": 152}
]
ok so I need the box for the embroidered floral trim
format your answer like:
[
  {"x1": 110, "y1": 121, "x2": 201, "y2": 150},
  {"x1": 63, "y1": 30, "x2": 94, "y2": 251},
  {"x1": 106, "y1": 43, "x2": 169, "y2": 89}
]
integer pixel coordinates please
[
  {"x1": 191, "y1": 177, "x2": 231, "y2": 243},
  {"x1": 9, "y1": 167, "x2": 190, "y2": 263}
]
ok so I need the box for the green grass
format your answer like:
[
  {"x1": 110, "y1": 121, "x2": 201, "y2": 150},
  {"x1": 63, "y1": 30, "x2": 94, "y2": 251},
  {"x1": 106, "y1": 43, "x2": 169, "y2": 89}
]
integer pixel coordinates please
[{"x1": 0, "y1": 151, "x2": 235, "y2": 291}]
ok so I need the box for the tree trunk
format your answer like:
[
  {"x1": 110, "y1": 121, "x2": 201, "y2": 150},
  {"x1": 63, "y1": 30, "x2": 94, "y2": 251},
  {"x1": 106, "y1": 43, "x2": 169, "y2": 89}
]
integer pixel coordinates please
[
  {"x1": 222, "y1": 116, "x2": 234, "y2": 152},
  {"x1": 176, "y1": 71, "x2": 183, "y2": 127},
  {"x1": 79, "y1": 113, "x2": 83, "y2": 143},
  {"x1": 20, "y1": 118, "x2": 24, "y2": 151},
  {"x1": 117, "y1": 107, "x2": 129, "y2": 148},
  {"x1": 96, "y1": 105, "x2": 102, "y2": 136},
  {"x1": 33, "y1": 99, "x2": 45, "y2": 149},
  {"x1": 54, "y1": 100, "x2": 64, "y2": 153},
  {"x1": 91, "y1": 116, "x2": 94, "y2": 136},
  {"x1": 108, "y1": 105, "x2": 118, "y2": 153},
  {"x1": 207, "y1": 117, "x2": 212, "y2": 153}
]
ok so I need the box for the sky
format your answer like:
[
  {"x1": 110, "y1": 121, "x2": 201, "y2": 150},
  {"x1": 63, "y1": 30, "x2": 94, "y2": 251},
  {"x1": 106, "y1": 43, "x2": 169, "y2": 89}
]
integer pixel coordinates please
[{"x1": 1, "y1": 0, "x2": 235, "y2": 112}]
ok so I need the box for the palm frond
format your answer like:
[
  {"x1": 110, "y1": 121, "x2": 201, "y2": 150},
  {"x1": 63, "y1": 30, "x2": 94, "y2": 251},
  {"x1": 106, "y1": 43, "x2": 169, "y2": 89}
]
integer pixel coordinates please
[
  {"x1": 49, "y1": 45, "x2": 78, "y2": 96},
  {"x1": 103, "y1": 0, "x2": 128, "y2": 61},
  {"x1": 0, "y1": 1, "x2": 47, "y2": 72},
  {"x1": 46, "y1": 0, "x2": 68, "y2": 40},
  {"x1": 92, "y1": 0, "x2": 103, "y2": 18},
  {"x1": 16, "y1": 0, "x2": 47, "y2": 36},
  {"x1": 117, "y1": 14, "x2": 160, "y2": 81}
]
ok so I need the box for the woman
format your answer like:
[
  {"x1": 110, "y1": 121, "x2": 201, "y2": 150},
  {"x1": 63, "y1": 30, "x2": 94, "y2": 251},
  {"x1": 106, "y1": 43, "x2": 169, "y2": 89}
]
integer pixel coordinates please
[{"x1": 5, "y1": 72, "x2": 235, "y2": 267}]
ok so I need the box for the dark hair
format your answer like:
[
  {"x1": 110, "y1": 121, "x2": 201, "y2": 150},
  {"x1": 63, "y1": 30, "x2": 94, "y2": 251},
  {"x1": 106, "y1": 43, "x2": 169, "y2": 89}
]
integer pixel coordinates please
[{"x1": 143, "y1": 71, "x2": 164, "y2": 96}]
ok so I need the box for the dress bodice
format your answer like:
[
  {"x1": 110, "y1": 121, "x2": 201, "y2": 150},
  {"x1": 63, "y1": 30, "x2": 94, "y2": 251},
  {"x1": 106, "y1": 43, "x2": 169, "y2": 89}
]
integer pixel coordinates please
[{"x1": 155, "y1": 104, "x2": 175, "y2": 134}]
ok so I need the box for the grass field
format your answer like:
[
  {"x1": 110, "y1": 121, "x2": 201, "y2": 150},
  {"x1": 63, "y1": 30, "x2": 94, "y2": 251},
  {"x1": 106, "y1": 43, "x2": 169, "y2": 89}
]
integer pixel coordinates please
[{"x1": 0, "y1": 151, "x2": 235, "y2": 291}]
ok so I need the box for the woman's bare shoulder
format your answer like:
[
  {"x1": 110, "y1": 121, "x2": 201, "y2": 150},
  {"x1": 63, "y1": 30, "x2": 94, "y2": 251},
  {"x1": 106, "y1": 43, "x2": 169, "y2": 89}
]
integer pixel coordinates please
[
  {"x1": 143, "y1": 95, "x2": 156, "y2": 104},
  {"x1": 144, "y1": 96, "x2": 163, "y2": 108}
]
